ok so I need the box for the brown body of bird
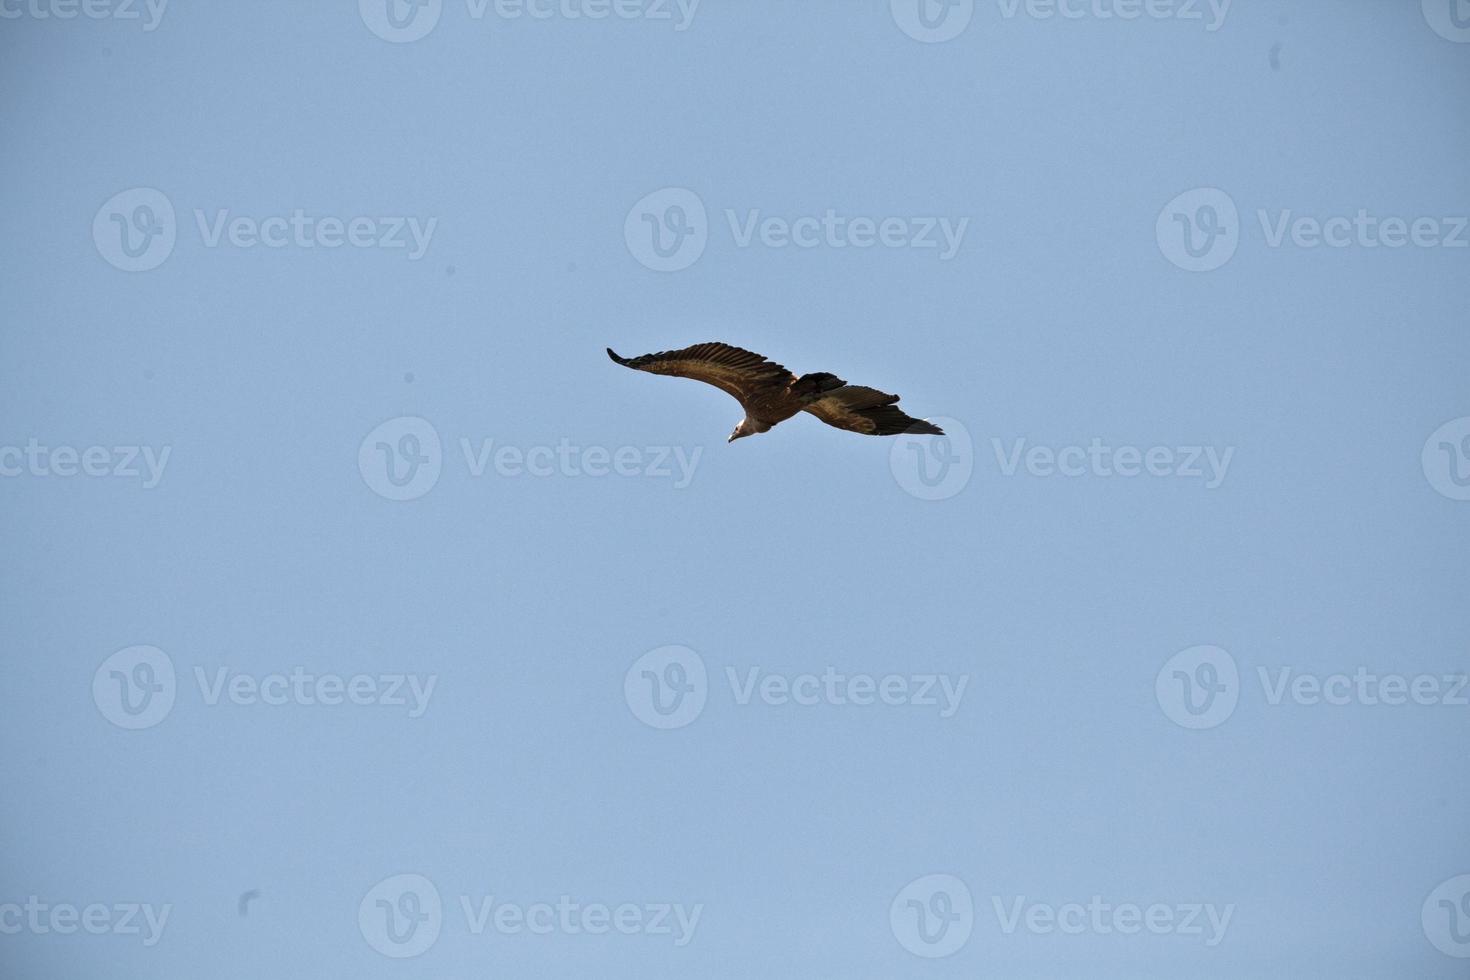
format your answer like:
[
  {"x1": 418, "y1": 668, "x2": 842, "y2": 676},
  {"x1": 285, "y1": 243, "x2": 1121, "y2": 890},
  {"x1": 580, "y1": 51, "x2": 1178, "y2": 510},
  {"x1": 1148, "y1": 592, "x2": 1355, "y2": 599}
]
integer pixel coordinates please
[{"x1": 607, "y1": 342, "x2": 943, "y2": 442}]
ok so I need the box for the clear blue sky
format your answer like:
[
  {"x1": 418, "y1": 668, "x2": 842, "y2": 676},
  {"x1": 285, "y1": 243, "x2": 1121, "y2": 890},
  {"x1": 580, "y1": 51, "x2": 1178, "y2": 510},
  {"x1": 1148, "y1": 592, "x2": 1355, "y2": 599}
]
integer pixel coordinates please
[{"x1": 2, "y1": 1, "x2": 1469, "y2": 977}]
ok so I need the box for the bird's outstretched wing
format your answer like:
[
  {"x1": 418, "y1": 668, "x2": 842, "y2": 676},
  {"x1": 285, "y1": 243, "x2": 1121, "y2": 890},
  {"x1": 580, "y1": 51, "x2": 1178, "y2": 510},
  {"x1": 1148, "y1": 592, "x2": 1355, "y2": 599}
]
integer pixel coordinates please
[
  {"x1": 606, "y1": 343, "x2": 794, "y2": 409},
  {"x1": 802, "y1": 386, "x2": 943, "y2": 436}
]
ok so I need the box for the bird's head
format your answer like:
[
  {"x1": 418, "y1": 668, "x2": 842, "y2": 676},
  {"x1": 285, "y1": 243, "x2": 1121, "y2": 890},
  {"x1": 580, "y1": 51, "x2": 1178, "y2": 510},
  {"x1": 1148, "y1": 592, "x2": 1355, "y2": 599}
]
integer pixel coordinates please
[{"x1": 728, "y1": 420, "x2": 754, "y2": 443}]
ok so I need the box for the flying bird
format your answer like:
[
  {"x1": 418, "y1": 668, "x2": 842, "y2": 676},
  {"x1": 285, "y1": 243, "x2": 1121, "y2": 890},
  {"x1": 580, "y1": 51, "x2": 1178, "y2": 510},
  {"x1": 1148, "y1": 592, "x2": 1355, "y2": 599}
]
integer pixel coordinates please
[
  {"x1": 607, "y1": 342, "x2": 943, "y2": 442},
  {"x1": 237, "y1": 889, "x2": 260, "y2": 916}
]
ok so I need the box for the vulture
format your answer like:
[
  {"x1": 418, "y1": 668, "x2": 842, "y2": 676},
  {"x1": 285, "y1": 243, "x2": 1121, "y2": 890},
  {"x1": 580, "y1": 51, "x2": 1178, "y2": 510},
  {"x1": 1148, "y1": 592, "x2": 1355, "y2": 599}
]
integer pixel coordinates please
[{"x1": 607, "y1": 342, "x2": 943, "y2": 442}]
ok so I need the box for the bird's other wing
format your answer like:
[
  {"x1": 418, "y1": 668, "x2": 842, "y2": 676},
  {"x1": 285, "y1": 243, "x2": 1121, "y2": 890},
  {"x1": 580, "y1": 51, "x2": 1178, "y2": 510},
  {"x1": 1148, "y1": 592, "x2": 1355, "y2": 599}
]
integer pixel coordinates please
[
  {"x1": 802, "y1": 385, "x2": 944, "y2": 436},
  {"x1": 606, "y1": 343, "x2": 794, "y2": 408}
]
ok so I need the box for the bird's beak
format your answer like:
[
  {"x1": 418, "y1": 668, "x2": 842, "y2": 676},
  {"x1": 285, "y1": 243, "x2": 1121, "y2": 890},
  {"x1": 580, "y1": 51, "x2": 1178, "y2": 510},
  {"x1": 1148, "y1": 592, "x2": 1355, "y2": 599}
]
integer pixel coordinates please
[{"x1": 727, "y1": 433, "x2": 737, "y2": 443}]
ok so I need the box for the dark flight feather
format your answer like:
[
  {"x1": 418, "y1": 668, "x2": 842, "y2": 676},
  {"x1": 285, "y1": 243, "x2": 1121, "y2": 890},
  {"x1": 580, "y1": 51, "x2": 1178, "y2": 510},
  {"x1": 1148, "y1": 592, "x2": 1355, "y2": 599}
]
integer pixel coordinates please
[
  {"x1": 607, "y1": 342, "x2": 942, "y2": 439},
  {"x1": 803, "y1": 385, "x2": 944, "y2": 436}
]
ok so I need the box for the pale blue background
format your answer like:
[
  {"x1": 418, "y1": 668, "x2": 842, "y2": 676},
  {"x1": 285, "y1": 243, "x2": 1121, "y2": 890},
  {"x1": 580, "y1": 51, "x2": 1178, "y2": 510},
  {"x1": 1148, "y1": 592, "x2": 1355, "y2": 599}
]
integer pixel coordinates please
[{"x1": 2, "y1": 1, "x2": 1468, "y2": 977}]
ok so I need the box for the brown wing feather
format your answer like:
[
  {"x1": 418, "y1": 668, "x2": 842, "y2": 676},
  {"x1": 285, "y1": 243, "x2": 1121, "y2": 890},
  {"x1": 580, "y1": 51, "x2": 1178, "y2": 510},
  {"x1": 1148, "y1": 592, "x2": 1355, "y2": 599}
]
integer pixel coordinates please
[
  {"x1": 803, "y1": 386, "x2": 944, "y2": 436},
  {"x1": 607, "y1": 343, "x2": 794, "y2": 409}
]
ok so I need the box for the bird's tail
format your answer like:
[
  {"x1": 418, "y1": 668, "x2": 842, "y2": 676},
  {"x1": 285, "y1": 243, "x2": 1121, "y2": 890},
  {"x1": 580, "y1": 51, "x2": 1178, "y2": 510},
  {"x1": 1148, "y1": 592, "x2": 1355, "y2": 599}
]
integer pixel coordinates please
[{"x1": 790, "y1": 372, "x2": 845, "y2": 401}]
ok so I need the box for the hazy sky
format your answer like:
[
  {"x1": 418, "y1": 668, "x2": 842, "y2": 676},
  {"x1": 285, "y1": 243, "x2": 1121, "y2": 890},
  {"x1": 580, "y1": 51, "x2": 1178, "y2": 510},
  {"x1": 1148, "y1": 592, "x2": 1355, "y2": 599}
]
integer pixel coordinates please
[{"x1": 2, "y1": 1, "x2": 1469, "y2": 977}]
